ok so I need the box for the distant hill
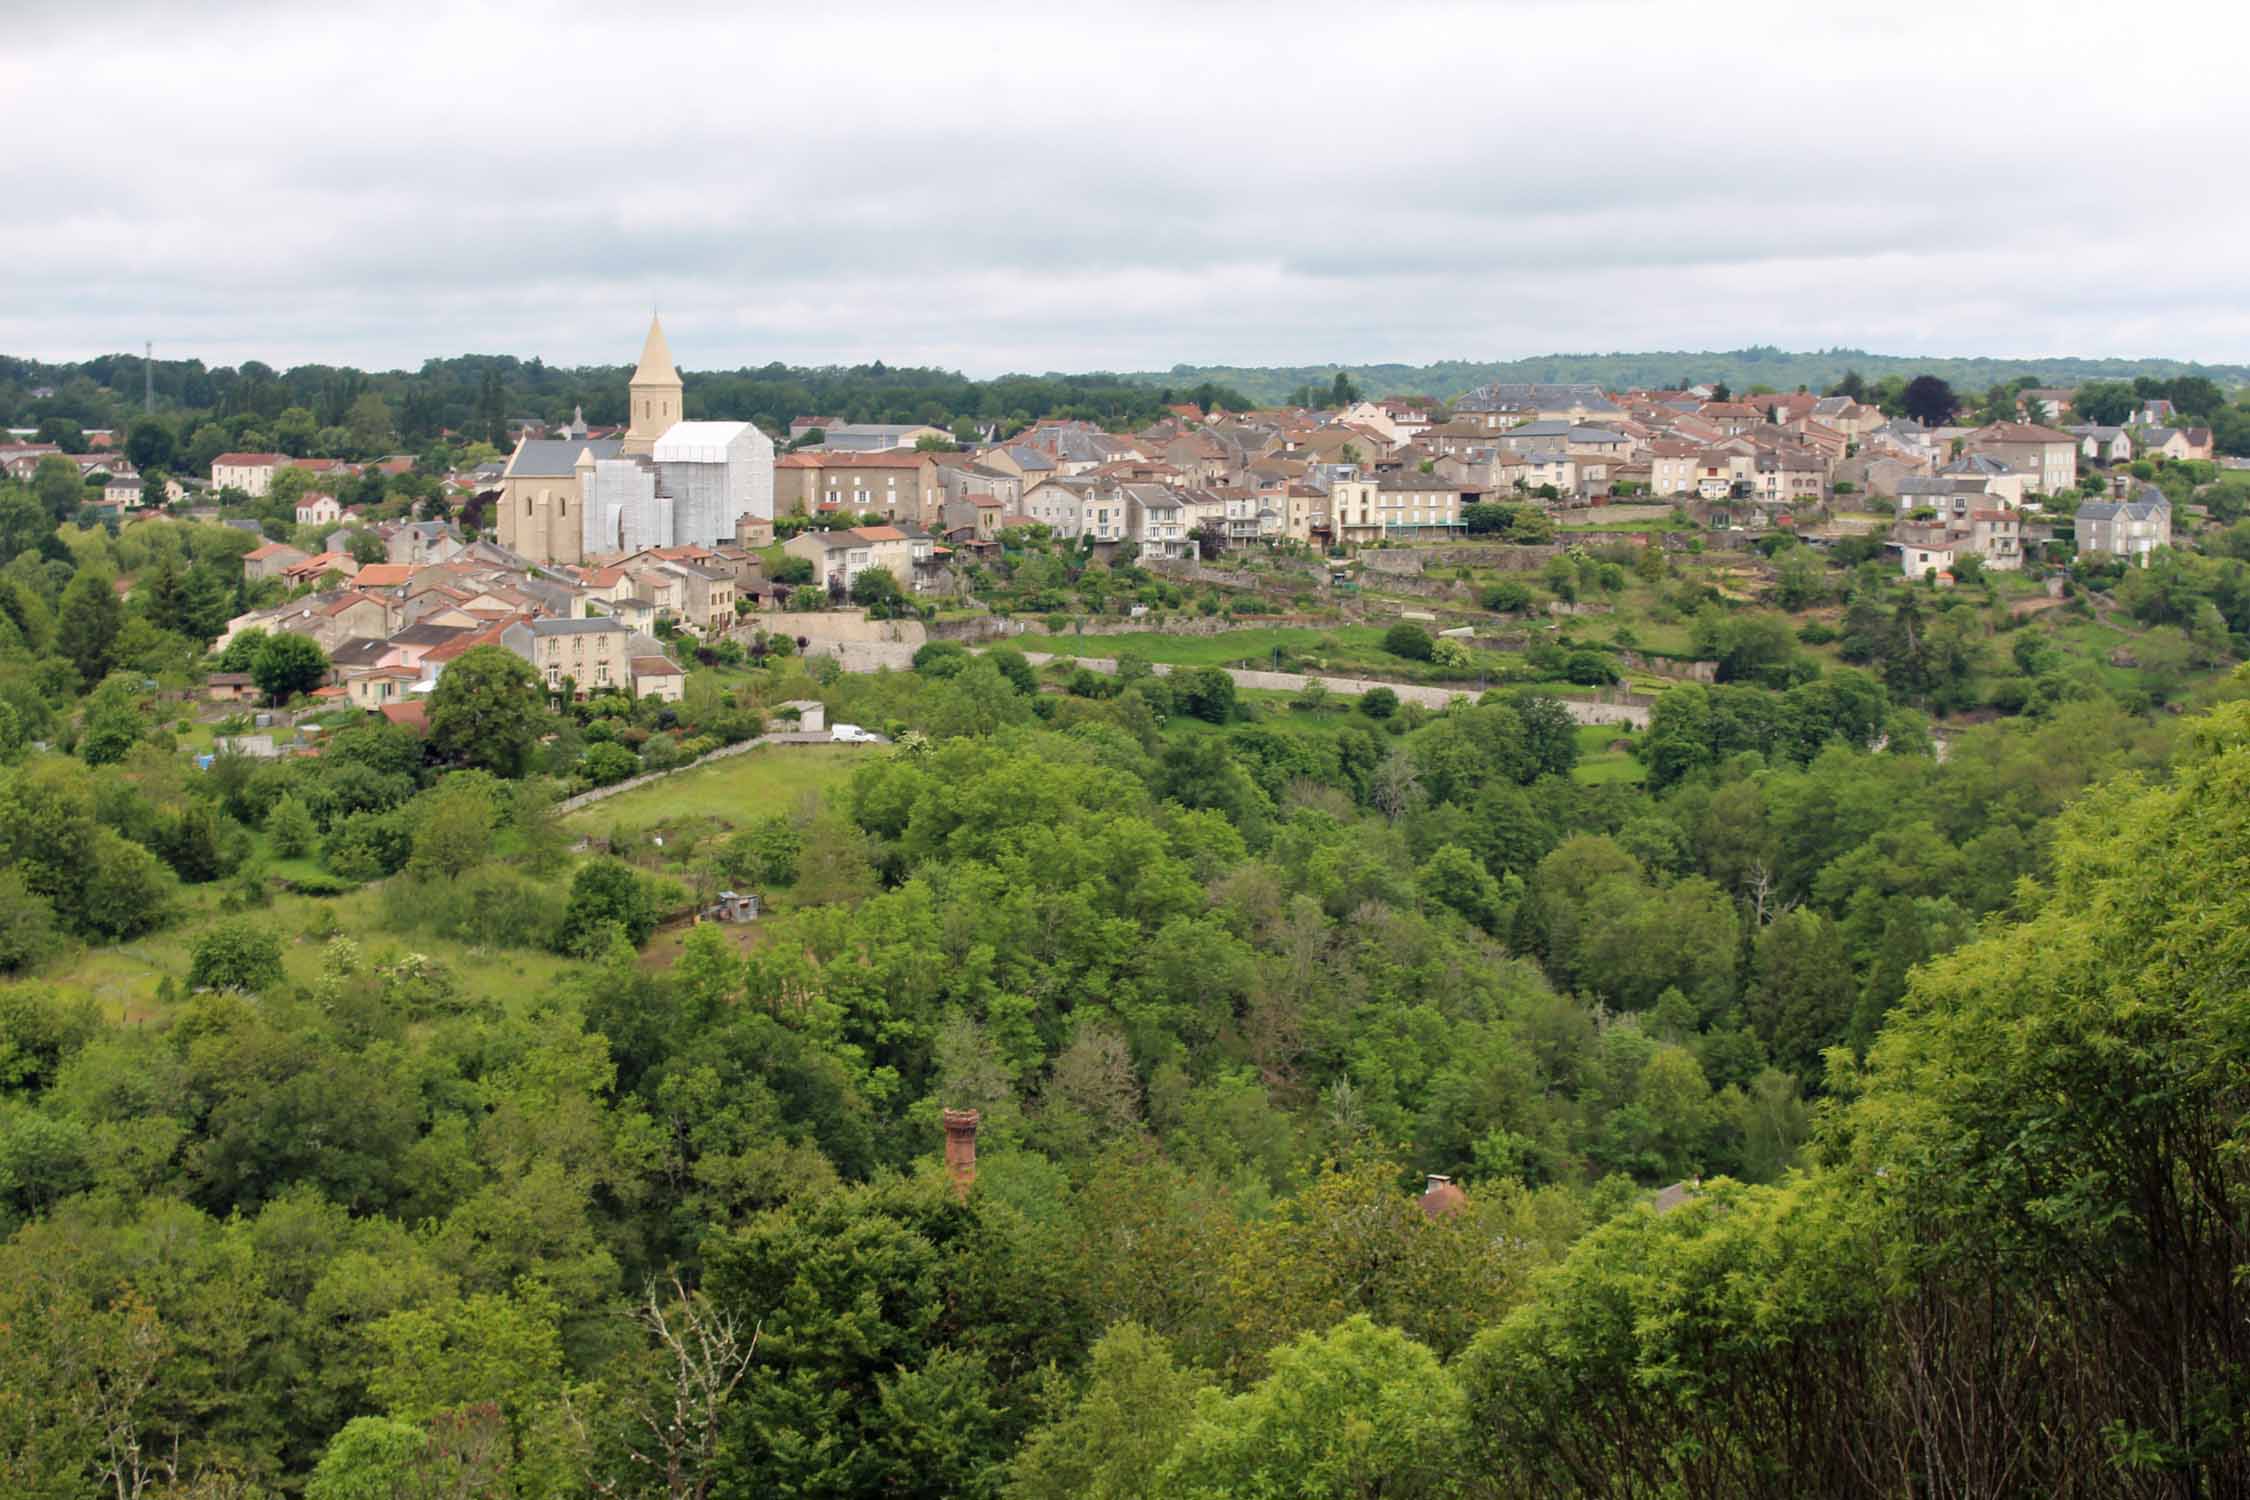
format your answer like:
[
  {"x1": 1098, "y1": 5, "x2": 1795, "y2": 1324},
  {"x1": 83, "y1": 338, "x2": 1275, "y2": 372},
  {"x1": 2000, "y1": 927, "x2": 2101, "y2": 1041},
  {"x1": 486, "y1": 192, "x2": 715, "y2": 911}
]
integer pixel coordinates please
[{"x1": 1125, "y1": 347, "x2": 2250, "y2": 405}]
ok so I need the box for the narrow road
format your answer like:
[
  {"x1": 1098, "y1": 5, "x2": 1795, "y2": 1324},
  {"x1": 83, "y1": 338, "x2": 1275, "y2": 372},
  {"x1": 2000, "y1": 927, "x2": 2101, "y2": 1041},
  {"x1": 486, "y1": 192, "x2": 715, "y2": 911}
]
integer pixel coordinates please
[{"x1": 804, "y1": 638, "x2": 1650, "y2": 729}]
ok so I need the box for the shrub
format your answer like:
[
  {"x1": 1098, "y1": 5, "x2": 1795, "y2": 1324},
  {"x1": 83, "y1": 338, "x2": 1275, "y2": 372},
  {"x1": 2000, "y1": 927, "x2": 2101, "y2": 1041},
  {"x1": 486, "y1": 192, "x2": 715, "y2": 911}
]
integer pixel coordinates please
[
  {"x1": 912, "y1": 640, "x2": 971, "y2": 678},
  {"x1": 265, "y1": 794, "x2": 316, "y2": 858},
  {"x1": 1384, "y1": 622, "x2": 1434, "y2": 661},
  {"x1": 0, "y1": 870, "x2": 60, "y2": 974},
  {"x1": 987, "y1": 649, "x2": 1038, "y2": 695},
  {"x1": 455, "y1": 865, "x2": 561, "y2": 949},
  {"x1": 322, "y1": 811, "x2": 412, "y2": 881},
  {"x1": 282, "y1": 871, "x2": 357, "y2": 897},
  {"x1": 725, "y1": 816, "x2": 803, "y2": 887},
  {"x1": 1177, "y1": 666, "x2": 1238, "y2": 724},
  {"x1": 1564, "y1": 649, "x2": 1621, "y2": 686},
  {"x1": 640, "y1": 735, "x2": 689, "y2": 773},
  {"x1": 1480, "y1": 580, "x2": 1533, "y2": 613},
  {"x1": 188, "y1": 918, "x2": 284, "y2": 993},
  {"x1": 1361, "y1": 686, "x2": 1399, "y2": 719},
  {"x1": 1430, "y1": 637, "x2": 1475, "y2": 670},
  {"x1": 558, "y1": 859, "x2": 660, "y2": 954},
  {"x1": 582, "y1": 742, "x2": 641, "y2": 786}
]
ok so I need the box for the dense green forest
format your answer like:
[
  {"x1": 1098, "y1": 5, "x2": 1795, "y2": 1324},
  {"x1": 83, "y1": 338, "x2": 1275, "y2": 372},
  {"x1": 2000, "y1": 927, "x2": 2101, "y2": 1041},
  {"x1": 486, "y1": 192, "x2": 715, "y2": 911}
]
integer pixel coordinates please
[
  {"x1": 0, "y1": 351, "x2": 1247, "y2": 461},
  {"x1": 4, "y1": 426, "x2": 2250, "y2": 1495},
  {"x1": 1139, "y1": 345, "x2": 2250, "y2": 407}
]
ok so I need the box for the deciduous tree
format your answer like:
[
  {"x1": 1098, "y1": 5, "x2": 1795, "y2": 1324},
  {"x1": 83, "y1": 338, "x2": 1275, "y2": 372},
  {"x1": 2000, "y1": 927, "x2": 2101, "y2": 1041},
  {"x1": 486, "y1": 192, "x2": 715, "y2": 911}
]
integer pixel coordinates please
[{"x1": 427, "y1": 644, "x2": 542, "y2": 776}]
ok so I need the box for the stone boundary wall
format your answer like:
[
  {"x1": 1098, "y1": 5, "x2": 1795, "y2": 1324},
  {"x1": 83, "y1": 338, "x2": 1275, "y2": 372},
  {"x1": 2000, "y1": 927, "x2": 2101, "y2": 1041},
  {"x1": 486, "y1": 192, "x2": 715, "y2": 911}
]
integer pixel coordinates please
[
  {"x1": 1359, "y1": 551, "x2": 1426, "y2": 576},
  {"x1": 924, "y1": 614, "x2": 1024, "y2": 642},
  {"x1": 754, "y1": 609, "x2": 928, "y2": 645},
  {"x1": 1009, "y1": 652, "x2": 1652, "y2": 728}
]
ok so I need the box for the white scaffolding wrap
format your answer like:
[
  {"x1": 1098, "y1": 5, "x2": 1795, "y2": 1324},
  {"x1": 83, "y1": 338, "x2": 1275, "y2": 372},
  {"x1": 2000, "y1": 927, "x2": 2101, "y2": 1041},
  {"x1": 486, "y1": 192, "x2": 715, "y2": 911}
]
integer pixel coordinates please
[{"x1": 653, "y1": 420, "x2": 776, "y2": 546}]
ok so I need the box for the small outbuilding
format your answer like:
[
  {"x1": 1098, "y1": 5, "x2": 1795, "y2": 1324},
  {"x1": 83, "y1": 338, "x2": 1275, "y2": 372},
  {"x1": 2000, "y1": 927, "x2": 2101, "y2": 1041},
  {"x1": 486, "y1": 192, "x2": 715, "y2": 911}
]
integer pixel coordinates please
[{"x1": 703, "y1": 890, "x2": 760, "y2": 923}]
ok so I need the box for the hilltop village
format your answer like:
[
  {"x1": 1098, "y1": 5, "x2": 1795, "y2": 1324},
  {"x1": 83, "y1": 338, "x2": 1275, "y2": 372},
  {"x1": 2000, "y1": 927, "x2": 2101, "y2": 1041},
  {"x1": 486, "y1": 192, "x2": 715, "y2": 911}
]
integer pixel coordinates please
[
  {"x1": 4, "y1": 324, "x2": 2225, "y2": 728},
  {"x1": 3, "y1": 332, "x2": 2248, "y2": 1498}
]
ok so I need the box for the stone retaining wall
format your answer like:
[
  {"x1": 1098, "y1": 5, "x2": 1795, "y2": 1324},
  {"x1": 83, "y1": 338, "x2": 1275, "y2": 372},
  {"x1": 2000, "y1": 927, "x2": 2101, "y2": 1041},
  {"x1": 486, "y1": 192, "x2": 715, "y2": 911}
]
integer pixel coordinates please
[
  {"x1": 1381, "y1": 544, "x2": 1567, "y2": 571},
  {"x1": 757, "y1": 608, "x2": 928, "y2": 645}
]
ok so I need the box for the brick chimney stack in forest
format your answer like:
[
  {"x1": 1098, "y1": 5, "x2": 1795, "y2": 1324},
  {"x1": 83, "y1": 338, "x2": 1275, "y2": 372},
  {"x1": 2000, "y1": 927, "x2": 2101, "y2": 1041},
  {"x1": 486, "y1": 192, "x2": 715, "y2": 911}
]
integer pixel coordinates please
[{"x1": 942, "y1": 1108, "x2": 980, "y2": 1201}]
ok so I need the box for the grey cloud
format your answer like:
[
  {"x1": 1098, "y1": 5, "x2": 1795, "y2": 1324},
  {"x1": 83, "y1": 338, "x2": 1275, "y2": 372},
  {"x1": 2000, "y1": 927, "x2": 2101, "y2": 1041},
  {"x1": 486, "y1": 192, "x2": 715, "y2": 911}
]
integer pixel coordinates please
[{"x1": 3, "y1": 0, "x2": 2246, "y2": 374}]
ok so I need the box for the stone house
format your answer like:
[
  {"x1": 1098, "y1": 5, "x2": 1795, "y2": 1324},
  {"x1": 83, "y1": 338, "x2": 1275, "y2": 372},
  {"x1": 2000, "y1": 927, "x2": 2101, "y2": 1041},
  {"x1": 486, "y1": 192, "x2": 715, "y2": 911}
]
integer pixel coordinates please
[
  {"x1": 1963, "y1": 422, "x2": 2077, "y2": 496},
  {"x1": 507, "y1": 615, "x2": 634, "y2": 696}
]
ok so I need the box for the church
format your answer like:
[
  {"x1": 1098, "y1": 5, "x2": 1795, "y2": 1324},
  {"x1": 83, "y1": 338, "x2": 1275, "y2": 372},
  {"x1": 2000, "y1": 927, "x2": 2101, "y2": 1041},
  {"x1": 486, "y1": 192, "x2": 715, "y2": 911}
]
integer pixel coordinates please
[{"x1": 493, "y1": 318, "x2": 775, "y2": 565}]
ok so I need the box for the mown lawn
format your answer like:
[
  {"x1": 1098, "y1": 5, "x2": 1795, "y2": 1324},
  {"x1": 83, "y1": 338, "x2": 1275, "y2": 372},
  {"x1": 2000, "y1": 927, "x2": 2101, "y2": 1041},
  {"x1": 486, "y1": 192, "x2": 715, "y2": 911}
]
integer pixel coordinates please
[{"x1": 564, "y1": 742, "x2": 875, "y2": 832}]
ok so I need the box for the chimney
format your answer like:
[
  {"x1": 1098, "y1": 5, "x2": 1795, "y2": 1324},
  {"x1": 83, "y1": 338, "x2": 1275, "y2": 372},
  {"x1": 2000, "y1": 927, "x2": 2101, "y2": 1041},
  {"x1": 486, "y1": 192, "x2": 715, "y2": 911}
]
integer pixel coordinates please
[
  {"x1": 942, "y1": 1108, "x2": 980, "y2": 1201},
  {"x1": 1419, "y1": 1173, "x2": 1467, "y2": 1220}
]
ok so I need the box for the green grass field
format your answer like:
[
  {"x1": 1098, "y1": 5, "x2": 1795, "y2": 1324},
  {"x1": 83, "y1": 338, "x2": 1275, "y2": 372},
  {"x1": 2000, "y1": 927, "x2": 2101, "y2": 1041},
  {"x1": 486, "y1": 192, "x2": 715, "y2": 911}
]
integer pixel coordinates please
[
  {"x1": 27, "y1": 881, "x2": 584, "y2": 1027},
  {"x1": 1572, "y1": 721, "x2": 1646, "y2": 785},
  {"x1": 1159, "y1": 687, "x2": 1384, "y2": 741},
  {"x1": 564, "y1": 742, "x2": 875, "y2": 832}
]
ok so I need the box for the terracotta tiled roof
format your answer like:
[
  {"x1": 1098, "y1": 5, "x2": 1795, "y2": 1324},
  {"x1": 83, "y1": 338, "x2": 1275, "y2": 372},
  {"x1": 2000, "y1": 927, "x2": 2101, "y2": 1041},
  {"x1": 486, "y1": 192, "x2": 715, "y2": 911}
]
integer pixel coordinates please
[{"x1": 283, "y1": 551, "x2": 355, "y2": 575}]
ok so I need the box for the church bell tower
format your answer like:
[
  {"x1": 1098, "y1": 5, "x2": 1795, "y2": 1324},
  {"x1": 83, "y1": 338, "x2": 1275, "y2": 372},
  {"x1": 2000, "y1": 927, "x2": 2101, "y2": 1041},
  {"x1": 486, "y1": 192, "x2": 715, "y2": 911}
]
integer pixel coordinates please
[{"x1": 623, "y1": 314, "x2": 682, "y2": 456}]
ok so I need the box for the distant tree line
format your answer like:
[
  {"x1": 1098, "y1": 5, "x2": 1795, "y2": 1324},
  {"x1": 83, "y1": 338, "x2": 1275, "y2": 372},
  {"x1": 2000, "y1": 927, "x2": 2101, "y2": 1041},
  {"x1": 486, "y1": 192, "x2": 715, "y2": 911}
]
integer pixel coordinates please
[{"x1": 0, "y1": 351, "x2": 1257, "y2": 457}]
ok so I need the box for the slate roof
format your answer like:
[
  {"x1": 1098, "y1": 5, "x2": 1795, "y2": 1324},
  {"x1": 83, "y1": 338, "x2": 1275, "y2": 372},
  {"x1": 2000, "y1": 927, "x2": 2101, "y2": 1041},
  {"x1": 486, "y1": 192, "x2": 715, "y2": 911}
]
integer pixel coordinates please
[
  {"x1": 388, "y1": 621, "x2": 470, "y2": 647},
  {"x1": 529, "y1": 616, "x2": 631, "y2": 636},
  {"x1": 1454, "y1": 382, "x2": 1620, "y2": 415},
  {"x1": 2079, "y1": 486, "x2": 2170, "y2": 523},
  {"x1": 1942, "y1": 454, "x2": 2020, "y2": 477},
  {"x1": 505, "y1": 437, "x2": 625, "y2": 477}
]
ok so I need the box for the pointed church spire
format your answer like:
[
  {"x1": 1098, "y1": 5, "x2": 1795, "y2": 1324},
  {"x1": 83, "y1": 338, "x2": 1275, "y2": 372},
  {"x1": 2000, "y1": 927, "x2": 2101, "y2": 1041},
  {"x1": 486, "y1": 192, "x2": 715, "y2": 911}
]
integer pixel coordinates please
[{"x1": 632, "y1": 314, "x2": 680, "y2": 388}]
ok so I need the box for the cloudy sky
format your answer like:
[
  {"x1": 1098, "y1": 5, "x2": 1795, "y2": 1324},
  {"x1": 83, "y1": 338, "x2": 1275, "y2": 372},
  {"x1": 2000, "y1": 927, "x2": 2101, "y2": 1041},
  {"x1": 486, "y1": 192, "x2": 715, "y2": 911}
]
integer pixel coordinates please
[{"x1": 5, "y1": 0, "x2": 2247, "y2": 377}]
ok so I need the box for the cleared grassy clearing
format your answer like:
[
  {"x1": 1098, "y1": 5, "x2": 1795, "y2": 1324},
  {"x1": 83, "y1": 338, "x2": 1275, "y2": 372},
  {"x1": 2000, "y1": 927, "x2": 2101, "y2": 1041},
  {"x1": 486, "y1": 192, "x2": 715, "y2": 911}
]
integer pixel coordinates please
[
  {"x1": 563, "y1": 742, "x2": 874, "y2": 831},
  {"x1": 1571, "y1": 721, "x2": 1646, "y2": 785},
  {"x1": 24, "y1": 881, "x2": 583, "y2": 1026}
]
